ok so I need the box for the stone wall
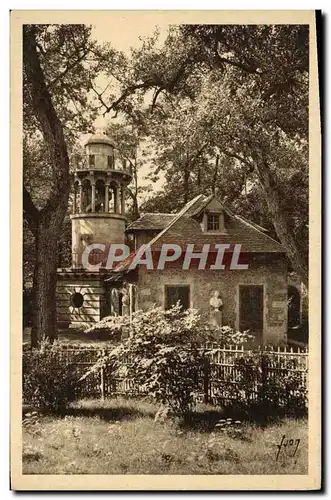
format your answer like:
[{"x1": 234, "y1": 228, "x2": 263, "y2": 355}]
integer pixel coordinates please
[
  {"x1": 136, "y1": 254, "x2": 288, "y2": 344},
  {"x1": 85, "y1": 143, "x2": 113, "y2": 170},
  {"x1": 71, "y1": 213, "x2": 126, "y2": 267}
]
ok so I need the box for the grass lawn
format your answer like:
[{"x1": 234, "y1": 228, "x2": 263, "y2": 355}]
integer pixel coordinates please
[{"x1": 23, "y1": 397, "x2": 308, "y2": 475}]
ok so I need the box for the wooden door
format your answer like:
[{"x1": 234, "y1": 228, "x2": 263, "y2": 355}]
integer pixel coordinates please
[{"x1": 239, "y1": 285, "x2": 264, "y2": 336}]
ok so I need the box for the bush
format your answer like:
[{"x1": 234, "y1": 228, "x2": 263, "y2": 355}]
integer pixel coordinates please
[
  {"x1": 23, "y1": 340, "x2": 83, "y2": 412},
  {"x1": 83, "y1": 305, "x2": 251, "y2": 415},
  {"x1": 84, "y1": 315, "x2": 124, "y2": 342},
  {"x1": 208, "y1": 348, "x2": 307, "y2": 419}
]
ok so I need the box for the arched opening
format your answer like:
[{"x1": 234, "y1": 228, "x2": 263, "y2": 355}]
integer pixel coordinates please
[
  {"x1": 95, "y1": 179, "x2": 105, "y2": 212},
  {"x1": 81, "y1": 179, "x2": 92, "y2": 212},
  {"x1": 109, "y1": 183, "x2": 116, "y2": 213},
  {"x1": 105, "y1": 184, "x2": 111, "y2": 212},
  {"x1": 288, "y1": 286, "x2": 301, "y2": 328}
]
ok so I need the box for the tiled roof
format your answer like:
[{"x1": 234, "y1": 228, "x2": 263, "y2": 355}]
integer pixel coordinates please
[
  {"x1": 184, "y1": 194, "x2": 214, "y2": 216},
  {"x1": 126, "y1": 213, "x2": 176, "y2": 231},
  {"x1": 150, "y1": 213, "x2": 283, "y2": 253},
  {"x1": 116, "y1": 194, "x2": 284, "y2": 272},
  {"x1": 146, "y1": 195, "x2": 206, "y2": 248}
]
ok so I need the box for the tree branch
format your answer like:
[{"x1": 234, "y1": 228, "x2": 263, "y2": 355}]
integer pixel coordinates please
[
  {"x1": 48, "y1": 48, "x2": 89, "y2": 89},
  {"x1": 217, "y1": 147, "x2": 254, "y2": 171},
  {"x1": 100, "y1": 82, "x2": 156, "y2": 116},
  {"x1": 215, "y1": 44, "x2": 262, "y2": 75},
  {"x1": 151, "y1": 87, "x2": 164, "y2": 111},
  {"x1": 101, "y1": 54, "x2": 194, "y2": 116}
]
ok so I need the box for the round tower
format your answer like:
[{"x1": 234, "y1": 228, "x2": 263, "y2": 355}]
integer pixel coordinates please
[{"x1": 71, "y1": 133, "x2": 132, "y2": 268}]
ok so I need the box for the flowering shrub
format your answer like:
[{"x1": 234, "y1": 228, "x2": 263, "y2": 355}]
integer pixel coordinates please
[
  {"x1": 84, "y1": 315, "x2": 125, "y2": 341},
  {"x1": 83, "y1": 305, "x2": 250, "y2": 415}
]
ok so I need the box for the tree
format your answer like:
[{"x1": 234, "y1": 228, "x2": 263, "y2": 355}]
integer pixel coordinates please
[
  {"x1": 104, "y1": 121, "x2": 154, "y2": 221},
  {"x1": 138, "y1": 97, "x2": 249, "y2": 213},
  {"x1": 23, "y1": 25, "x2": 106, "y2": 346},
  {"x1": 98, "y1": 25, "x2": 309, "y2": 285}
]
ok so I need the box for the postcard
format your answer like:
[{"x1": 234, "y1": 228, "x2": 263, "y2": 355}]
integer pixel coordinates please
[{"x1": 11, "y1": 9, "x2": 321, "y2": 490}]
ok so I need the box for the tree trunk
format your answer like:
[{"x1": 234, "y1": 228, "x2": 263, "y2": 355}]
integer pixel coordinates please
[
  {"x1": 31, "y1": 204, "x2": 67, "y2": 347},
  {"x1": 212, "y1": 155, "x2": 220, "y2": 195},
  {"x1": 219, "y1": 147, "x2": 308, "y2": 287},
  {"x1": 256, "y1": 160, "x2": 308, "y2": 287},
  {"x1": 24, "y1": 27, "x2": 71, "y2": 347}
]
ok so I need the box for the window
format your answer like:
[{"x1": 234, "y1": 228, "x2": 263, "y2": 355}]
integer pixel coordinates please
[
  {"x1": 89, "y1": 154, "x2": 95, "y2": 168},
  {"x1": 207, "y1": 213, "x2": 220, "y2": 231},
  {"x1": 71, "y1": 292, "x2": 84, "y2": 308},
  {"x1": 165, "y1": 285, "x2": 190, "y2": 310},
  {"x1": 107, "y1": 155, "x2": 113, "y2": 169}
]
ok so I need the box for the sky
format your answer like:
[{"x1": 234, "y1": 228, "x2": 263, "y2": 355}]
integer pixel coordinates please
[
  {"x1": 91, "y1": 17, "x2": 168, "y2": 54},
  {"x1": 84, "y1": 20, "x2": 171, "y2": 194},
  {"x1": 91, "y1": 19, "x2": 168, "y2": 129}
]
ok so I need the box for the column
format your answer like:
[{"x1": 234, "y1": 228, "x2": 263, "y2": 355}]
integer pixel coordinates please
[
  {"x1": 114, "y1": 186, "x2": 120, "y2": 213},
  {"x1": 121, "y1": 184, "x2": 126, "y2": 214},
  {"x1": 105, "y1": 183, "x2": 109, "y2": 213},
  {"x1": 78, "y1": 181, "x2": 83, "y2": 213},
  {"x1": 91, "y1": 180, "x2": 96, "y2": 212}
]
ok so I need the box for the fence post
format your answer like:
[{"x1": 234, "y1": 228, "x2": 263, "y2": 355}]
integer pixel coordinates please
[
  {"x1": 203, "y1": 357, "x2": 210, "y2": 405},
  {"x1": 100, "y1": 366, "x2": 105, "y2": 401},
  {"x1": 260, "y1": 347, "x2": 268, "y2": 427},
  {"x1": 100, "y1": 349, "x2": 105, "y2": 401}
]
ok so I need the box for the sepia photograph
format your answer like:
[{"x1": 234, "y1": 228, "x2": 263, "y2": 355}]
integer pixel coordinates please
[{"x1": 11, "y1": 9, "x2": 321, "y2": 490}]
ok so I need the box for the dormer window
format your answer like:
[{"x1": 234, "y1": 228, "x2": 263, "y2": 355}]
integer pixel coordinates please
[
  {"x1": 202, "y1": 210, "x2": 226, "y2": 233},
  {"x1": 207, "y1": 213, "x2": 220, "y2": 231}
]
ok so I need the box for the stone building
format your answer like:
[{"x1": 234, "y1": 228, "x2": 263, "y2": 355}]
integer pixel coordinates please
[
  {"x1": 123, "y1": 195, "x2": 289, "y2": 345},
  {"x1": 57, "y1": 133, "x2": 304, "y2": 345}
]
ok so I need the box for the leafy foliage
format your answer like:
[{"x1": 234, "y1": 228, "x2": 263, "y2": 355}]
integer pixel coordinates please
[
  {"x1": 97, "y1": 24, "x2": 309, "y2": 284},
  {"x1": 83, "y1": 305, "x2": 251, "y2": 414},
  {"x1": 23, "y1": 341, "x2": 83, "y2": 412},
  {"x1": 85, "y1": 314, "x2": 125, "y2": 342},
  {"x1": 208, "y1": 349, "x2": 307, "y2": 419},
  {"x1": 104, "y1": 121, "x2": 155, "y2": 220}
]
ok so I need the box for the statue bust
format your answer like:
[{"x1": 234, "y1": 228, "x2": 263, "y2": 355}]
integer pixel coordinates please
[{"x1": 209, "y1": 290, "x2": 223, "y2": 326}]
